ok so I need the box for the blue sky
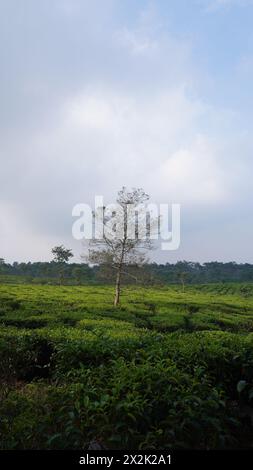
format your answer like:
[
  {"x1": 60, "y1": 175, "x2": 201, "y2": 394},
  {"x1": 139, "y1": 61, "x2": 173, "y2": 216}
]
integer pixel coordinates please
[{"x1": 0, "y1": 0, "x2": 253, "y2": 263}]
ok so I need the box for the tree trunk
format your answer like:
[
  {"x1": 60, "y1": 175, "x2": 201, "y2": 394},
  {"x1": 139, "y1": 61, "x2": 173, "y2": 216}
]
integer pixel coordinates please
[
  {"x1": 114, "y1": 268, "x2": 121, "y2": 306},
  {"x1": 114, "y1": 219, "x2": 126, "y2": 306}
]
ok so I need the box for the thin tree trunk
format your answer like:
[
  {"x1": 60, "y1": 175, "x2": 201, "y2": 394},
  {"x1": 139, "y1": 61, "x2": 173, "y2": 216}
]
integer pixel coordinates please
[
  {"x1": 114, "y1": 207, "x2": 127, "y2": 306},
  {"x1": 114, "y1": 267, "x2": 121, "y2": 306},
  {"x1": 59, "y1": 267, "x2": 64, "y2": 286}
]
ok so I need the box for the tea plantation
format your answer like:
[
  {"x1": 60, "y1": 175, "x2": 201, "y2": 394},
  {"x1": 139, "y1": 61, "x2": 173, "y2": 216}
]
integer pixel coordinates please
[{"x1": 1, "y1": 282, "x2": 253, "y2": 449}]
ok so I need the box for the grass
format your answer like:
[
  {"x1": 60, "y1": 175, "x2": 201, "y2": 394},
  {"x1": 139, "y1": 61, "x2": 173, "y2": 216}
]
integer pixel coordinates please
[{"x1": 0, "y1": 282, "x2": 253, "y2": 449}]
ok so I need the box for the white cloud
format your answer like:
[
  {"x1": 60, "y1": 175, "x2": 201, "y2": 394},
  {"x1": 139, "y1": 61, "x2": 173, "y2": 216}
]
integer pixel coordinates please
[
  {"x1": 0, "y1": 1, "x2": 252, "y2": 262},
  {"x1": 31, "y1": 86, "x2": 209, "y2": 201},
  {"x1": 148, "y1": 135, "x2": 227, "y2": 204},
  {"x1": 0, "y1": 201, "x2": 61, "y2": 262}
]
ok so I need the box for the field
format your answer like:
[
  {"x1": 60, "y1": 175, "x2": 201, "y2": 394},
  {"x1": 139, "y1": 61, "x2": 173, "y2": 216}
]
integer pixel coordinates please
[{"x1": 1, "y1": 282, "x2": 253, "y2": 449}]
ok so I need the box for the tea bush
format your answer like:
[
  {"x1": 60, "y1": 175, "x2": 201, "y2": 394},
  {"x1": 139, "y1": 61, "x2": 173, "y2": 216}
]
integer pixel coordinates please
[{"x1": 0, "y1": 283, "x2": 253, "y2": 449}]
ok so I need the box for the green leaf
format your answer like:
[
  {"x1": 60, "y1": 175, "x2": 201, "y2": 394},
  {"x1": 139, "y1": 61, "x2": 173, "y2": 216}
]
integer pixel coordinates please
[
  {"x1": 47, "y1": 433, "x2": 62, "y2": 445},
  {"x1": 237, "y1": 380, "x2": 247, "y2": 394}
]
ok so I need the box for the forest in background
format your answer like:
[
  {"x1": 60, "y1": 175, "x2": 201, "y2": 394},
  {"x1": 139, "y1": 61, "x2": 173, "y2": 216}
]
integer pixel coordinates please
[{"x1": 1, "y1": 260, "x2": 253, "y2": 285}]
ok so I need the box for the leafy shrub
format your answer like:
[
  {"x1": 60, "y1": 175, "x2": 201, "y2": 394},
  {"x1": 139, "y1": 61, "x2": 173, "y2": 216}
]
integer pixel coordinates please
[
  {"x1": 1, "y1": 283, "x2": 253, "y2": 449},
  {"x1": 0, "y1": 360, "x2": 242, "y2": 449}
]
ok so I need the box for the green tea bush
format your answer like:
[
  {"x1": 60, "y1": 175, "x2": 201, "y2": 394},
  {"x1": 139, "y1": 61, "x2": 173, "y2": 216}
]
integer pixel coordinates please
[
  {"x1": 1, "y1": 283, "x2": 253, "y2": 449},
  {"x1": 0, "y1": 360, "x2": 243, "y2": 449},
  {"x1": 0, "y1": 329, "x2": 54, "y2": 381}
]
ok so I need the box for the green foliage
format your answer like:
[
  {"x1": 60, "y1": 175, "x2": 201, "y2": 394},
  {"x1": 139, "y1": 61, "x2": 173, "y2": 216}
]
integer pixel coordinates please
[
  {"x1": 0, "y1": 283, "x2": 253, "y2": 449},
  {"x1": 51, "y1": 246, "x2": 73, "y2": 264},
  {"x1": 1, "y1": 261, "x2": 253, "y2": 285}
]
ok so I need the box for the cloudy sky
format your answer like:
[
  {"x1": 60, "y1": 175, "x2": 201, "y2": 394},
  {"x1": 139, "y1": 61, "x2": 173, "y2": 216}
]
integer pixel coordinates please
[{"x1": 0, "y1": 0, "x2": 253, "y2": 263}]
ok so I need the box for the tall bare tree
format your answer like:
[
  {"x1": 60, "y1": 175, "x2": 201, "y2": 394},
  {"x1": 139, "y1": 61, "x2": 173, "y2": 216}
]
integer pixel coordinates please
[{"x1": 83, "y1": 187, "x2": 156, "y2": 306}]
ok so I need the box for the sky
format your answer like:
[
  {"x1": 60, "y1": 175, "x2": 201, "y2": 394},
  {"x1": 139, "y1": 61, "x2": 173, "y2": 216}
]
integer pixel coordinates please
[{"x1": 0, "y1": 0, "x2": 253, "y2": 264}]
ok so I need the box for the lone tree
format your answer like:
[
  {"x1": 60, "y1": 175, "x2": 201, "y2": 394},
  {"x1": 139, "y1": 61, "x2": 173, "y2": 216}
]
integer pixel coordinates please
[
  {"x1": 177, "y1": 271, "x2": 188, "y2": 293},
  {"x1": 84, "y1": 187, "x2": 156, "y2": 306},
  {"x1": 51, "y1": 245, "x2": 73, "y2": 284}
]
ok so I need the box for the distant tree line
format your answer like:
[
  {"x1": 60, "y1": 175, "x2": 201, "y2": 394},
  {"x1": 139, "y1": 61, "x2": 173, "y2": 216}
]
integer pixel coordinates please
[{"x1": 1, "y1": 260, "x2": 253, "y2": 285}]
